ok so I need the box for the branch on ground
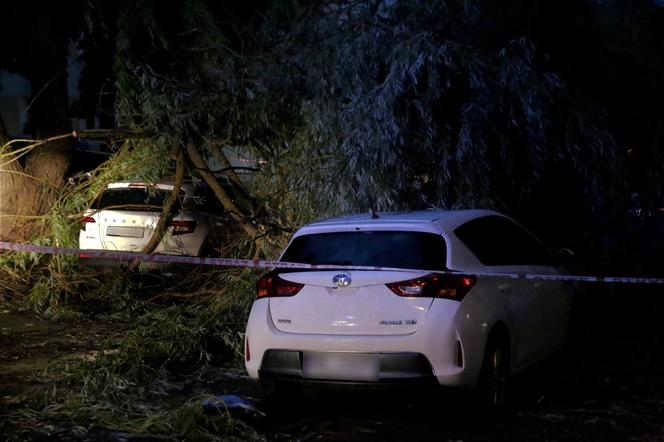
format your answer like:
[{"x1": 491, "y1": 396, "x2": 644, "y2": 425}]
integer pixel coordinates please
[{"x1": 148, "y1": 288, "x2": 225, "y2": 302}]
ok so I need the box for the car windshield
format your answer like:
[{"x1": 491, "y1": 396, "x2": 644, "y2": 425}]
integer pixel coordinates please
[
  {"x1": 280, "y1": 231, "x2": 447, "y2": 270},
  {"x1": 93, "y1": 188, "x2": 184, "y2": 212}
]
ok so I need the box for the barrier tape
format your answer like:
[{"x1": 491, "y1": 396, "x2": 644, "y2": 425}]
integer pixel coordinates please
[{"x1": 2, "y1": 240, "x2": 664, "y2": 285}]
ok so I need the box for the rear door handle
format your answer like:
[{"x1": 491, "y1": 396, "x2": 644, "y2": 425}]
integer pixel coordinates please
[
  {"x1": 534, "y1": 281, "x2": 544, "y2": 291},
  {"x1": 499, "y1": 283, "x2": 511, "y2": 293}
]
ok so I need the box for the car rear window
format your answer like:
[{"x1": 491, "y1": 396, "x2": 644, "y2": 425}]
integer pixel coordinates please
[
  {"x1": 280, "y1": 231, "x2": 447, "y2": 270},
  {"x1": 93, "y1": 188, "x2": 184, "y2": 212}
]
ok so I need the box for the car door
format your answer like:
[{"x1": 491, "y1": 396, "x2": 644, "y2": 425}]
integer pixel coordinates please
[
  {"x1": 486, "y1": 263, "x2": 543, "y2": 368},
  {"x1": 455, "y1": 216, "x2": 556, "y2": 368},
  {"x1": 494, "y1": 218, "x2": 567, "y2": 361},
  {"x1": 528, "y1": 264, "x2": 574, "y2": 352}
]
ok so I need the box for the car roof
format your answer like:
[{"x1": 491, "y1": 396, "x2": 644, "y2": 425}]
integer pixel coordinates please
[{"x1": 302, "y1": 209, "x2": 505, "y2": 231}]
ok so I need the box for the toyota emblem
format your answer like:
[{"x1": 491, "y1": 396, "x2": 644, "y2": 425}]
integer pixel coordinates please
[{"x1": 332, "y1": 273, "x2": 352, "y2": 287}]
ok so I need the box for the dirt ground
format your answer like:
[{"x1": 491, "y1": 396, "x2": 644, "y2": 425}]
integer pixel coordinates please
[{"x1": 1, "y1": 297, "x2": 664, "y2": 441}]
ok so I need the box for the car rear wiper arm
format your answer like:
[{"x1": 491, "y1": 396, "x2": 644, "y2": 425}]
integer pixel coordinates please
[{"x1": 310, "y1": 260, "x2": 353, "y2": 266}]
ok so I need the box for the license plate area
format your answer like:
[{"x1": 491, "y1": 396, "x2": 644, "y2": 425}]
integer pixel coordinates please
[
  {"x1": 302, "y1": 352, "x2": 380, "y2": 382},
  {"x1": 106, "y1": 226, "x2": 145, "y2": 238}
]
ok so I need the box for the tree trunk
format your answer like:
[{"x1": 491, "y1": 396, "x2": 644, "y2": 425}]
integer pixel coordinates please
[
  {"x1": 0, "y1": 117, "x2": 16, "y2": 239},
  {"x1": 0, "y1": 4, "x2": 85, "y2": 243},
  {"x1": 185, "y1": 141, "x2": 266, "y2": 256},
  {"x1": 0, "y1": 131, "x2": 72, "y2": 242}
]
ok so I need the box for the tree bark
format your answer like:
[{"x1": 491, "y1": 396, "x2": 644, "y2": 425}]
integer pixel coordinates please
[
  {"x1": 0, "y1": 132, "x2": 71, "y2": 242},
  {"x1": 0, "y1": 117, "x2": 15, "y2": 239},
  {"x1": 141, "y1": 148, "x2": 185, "y2": 255},
  {"x1": 127, "y1": 148, "x2": 184, "y2": 271}
]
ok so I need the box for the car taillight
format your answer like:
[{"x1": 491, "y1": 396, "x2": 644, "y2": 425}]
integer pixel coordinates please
[
  {"x1": 80, "y1": 216, "x2": 95, "y2": 230},
  {"x1": 256, "y1": 271, "x2": 304, "y2": 299},
  {"x1": 168, "y1": 220, "x2": 197, "y2": 235},
  {"x1": 386, "y1": 273, "x2": 476, "y2": 300}
]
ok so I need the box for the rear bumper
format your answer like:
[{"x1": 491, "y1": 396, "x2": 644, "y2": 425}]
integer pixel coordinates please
[
  {"x1": 245, "y1": 296, "x2": 492, "y2": 388},
  {"x1": 78, "y1": 229, "x2": 206, "y2": 265},
  {"x1": 77, "y1": 254, "x2": 177, "y2": 269},
  {"x1": 258, "y1": 349, "x2": 435, "y2": 384}
]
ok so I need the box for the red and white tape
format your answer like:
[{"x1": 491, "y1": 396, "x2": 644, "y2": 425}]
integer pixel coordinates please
[{"x1": 2, "y1": 241, "x2": 664, "y2": 284}]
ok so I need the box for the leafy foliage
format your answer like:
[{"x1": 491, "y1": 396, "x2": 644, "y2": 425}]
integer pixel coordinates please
[
  {"x1": 266, "y1": 1, "x2": 623, "y2": 216},
  {"x1": 109, "y1": 0, "x2": 623, "y2": 238}
]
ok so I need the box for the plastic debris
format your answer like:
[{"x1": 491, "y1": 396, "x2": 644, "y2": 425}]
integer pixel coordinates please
[{"x1": 202, "y1": 394, "x2": 266, "y2": 418}]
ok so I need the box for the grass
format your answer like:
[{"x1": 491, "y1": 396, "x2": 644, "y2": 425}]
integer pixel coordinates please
[{"x1": 0, "y1": 263, "x2": 264, "y2": 441}]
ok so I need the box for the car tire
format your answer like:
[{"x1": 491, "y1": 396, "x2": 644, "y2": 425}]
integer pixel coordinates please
[{"x1": 478, "y1": 334, "x2": 510, "y2": 409}]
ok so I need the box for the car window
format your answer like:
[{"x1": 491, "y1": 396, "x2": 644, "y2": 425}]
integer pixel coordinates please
[
  {"x1": 93, "y1": 188, "x2": 185, "y2": 212},
  {"x1": 454, "y1": 216, "x2": 555, "y2": 266},
  {"x1": 281, "y1": 231, "x2": 447, "y2": 270},
  {"x1": 188, "y1": 184, "x2": 227, "y2": 214}
]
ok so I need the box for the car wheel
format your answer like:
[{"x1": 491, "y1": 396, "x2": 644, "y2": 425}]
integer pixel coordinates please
[{"x1": 479, "y1": 335, "x2": 510, "y2": 409}]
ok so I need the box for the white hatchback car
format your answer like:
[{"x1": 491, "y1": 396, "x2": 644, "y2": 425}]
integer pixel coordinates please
[
  {"x1": 79, "y1": 181, "x2": 224, "y2": 261},
  {"x1": 244, "y1": 210, "x2": 574, "y2": 405}
]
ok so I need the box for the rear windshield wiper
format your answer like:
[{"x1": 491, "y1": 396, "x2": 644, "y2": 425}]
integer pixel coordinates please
[{"x1": 310, "y1": 260, "x2": 354, "y2": 266}]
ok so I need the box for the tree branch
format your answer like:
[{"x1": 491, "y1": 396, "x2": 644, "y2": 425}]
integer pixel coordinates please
[
  {"x1": 185, "y1": 141, "x2": 266, "y2": 256},
  {"x1": 128, "y1": 147, "x2": 185, "y2": 270},
  {"x1": 148, "y1": 288, "x2": 224, "y2": 303},
  {"x1": 142, "y1": 148, "x2": 185, "y2": 255},
  {"x1": 73, "y1": 129, "x2": 150, "y2": 140}
]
